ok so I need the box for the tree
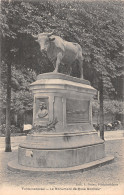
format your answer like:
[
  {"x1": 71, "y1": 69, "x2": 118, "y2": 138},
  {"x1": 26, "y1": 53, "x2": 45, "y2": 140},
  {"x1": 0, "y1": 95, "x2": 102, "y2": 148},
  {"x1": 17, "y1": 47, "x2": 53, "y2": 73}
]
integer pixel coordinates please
[
  {"x1": 1, "y1": 0, "x2": 60, "y2": 150},
  {"x1": 1, "y1": 1, "x2": 41, "y2": 151}
]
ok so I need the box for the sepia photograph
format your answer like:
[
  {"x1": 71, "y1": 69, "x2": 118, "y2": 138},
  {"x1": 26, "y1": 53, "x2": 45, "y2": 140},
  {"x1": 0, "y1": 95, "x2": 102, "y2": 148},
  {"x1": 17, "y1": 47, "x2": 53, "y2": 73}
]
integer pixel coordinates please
[{"x1": 0, "y1": 0, "x2": 124, "y2": 194}]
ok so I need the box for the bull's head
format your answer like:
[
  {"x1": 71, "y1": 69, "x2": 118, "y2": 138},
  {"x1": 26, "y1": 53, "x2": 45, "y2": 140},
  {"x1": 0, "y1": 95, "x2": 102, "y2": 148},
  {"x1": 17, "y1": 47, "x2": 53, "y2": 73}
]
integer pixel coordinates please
[{"x1": 32, "y1": 32, "x2": 55, "y2": 51}]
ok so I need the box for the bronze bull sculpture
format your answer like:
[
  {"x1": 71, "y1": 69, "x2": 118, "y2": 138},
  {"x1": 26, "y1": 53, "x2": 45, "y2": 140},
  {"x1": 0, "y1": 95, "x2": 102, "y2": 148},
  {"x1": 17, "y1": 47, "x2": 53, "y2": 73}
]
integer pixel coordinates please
[{"x1": 33, "y1": 32, "x2": 84, "y2": 78}]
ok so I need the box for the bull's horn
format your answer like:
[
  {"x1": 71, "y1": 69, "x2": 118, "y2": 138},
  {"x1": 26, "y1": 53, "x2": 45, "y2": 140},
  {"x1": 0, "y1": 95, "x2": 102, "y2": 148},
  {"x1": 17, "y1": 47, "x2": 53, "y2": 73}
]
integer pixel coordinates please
[
  {"x1": 49, "y1": 37, "x2": 55, "y2": 41},
  {"x1": 32, "y1": 34, "x2": 38, "y2": 39},
  {"x1": 47, "y1": 32, "x2": 54, "y2": 37}
]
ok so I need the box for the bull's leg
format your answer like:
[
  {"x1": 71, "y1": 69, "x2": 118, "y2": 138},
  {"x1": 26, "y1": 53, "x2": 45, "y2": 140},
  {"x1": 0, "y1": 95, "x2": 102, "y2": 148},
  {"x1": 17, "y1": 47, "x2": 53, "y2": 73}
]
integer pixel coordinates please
[
  {"x1": 78, "y1": 56, "x2": 84, "y2": 79},
  {"x1": 69, "y1": 66, "x2": 72, "y2": 76},
  {"x1": 52, "y1": 59, "x2": 56, "y2": 69},
  {"x1": 53, "y1": 52, "x2": 63, "y2": 73},
  {"x1": 78, "y1": 60, "x2": 83, "y2": 78}
]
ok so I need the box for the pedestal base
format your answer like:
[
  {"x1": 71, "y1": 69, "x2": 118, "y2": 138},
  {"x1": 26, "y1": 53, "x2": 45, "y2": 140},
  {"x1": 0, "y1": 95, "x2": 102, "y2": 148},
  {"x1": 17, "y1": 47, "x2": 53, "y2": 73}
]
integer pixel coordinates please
[
  {"x1": 8, "y1": 131, "x2": 114, "y2": 172},
  {"x1": 16, "y1": 131, "x2": 105, "y2": 168},
  {"x1": 8, "y1": 156, "x2": 114, "y2": 173}
]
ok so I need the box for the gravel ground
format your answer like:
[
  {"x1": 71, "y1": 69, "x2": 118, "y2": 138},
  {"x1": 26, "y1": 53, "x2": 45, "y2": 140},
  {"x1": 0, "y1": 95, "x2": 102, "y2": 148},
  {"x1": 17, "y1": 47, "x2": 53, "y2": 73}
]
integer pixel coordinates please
[{"x1": 0, "y1": 131, "x2": 124, "y2": 194}]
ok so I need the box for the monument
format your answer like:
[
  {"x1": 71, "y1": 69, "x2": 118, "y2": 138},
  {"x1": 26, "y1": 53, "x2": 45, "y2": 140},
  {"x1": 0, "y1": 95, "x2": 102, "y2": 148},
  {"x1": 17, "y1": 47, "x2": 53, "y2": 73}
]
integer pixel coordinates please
[{"x1": 8, "y1": 33, "x2": 114, "y2": 173}]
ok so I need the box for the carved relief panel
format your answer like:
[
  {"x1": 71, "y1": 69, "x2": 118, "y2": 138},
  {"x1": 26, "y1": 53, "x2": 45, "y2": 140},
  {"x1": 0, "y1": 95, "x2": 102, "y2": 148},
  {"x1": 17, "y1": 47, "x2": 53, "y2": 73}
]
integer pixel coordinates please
[{"x1": 35, "y1": 98, "x2": 49, "y2": 123}]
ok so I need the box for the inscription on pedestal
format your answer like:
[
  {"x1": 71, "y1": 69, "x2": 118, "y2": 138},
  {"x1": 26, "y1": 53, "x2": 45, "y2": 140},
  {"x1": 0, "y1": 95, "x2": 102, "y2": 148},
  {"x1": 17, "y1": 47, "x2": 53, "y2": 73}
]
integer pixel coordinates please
[{"x1": 66, "y1": 99, "x2": 89, "y2": 124}]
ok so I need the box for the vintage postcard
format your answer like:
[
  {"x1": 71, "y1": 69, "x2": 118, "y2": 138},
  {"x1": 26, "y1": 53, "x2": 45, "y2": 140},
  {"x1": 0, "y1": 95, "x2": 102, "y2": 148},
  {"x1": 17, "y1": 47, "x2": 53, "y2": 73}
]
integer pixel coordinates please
[{"x1": 0, "y1": 0, "x2": 124, "y2": 194}]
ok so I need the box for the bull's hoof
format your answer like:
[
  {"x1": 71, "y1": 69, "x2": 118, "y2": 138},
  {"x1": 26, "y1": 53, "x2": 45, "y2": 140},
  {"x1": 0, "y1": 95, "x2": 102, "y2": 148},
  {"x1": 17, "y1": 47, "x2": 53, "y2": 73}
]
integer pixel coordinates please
[{"x1": 53, "y1": 70, "x2": 58, "y2": 73}]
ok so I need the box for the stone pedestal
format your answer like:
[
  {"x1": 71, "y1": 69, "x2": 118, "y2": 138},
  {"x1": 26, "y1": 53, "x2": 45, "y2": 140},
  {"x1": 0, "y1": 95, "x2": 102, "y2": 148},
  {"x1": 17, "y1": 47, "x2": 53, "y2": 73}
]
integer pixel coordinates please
[{"x1": 8, "y1": 73, "x2": 114, "y2": 172}]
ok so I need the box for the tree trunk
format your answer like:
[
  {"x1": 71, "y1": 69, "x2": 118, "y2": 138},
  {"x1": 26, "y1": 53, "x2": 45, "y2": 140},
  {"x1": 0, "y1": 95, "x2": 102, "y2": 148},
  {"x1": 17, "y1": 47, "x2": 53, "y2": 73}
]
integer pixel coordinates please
[
  {"x1": 99, "y1": 79, "x2": 104, "y2": 140},
  {"x1": 0, "y1": 61, "x2": 1, "y2": 127},
  {"x1": 5, "y1": 62, "x2": 12, "y2": 152}
]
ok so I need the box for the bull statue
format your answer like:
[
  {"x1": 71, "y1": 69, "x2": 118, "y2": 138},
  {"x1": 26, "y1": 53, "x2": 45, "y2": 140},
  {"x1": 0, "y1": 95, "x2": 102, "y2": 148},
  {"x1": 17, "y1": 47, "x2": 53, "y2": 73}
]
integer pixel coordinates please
[{"x1": 33, "y1": 32, "x2": 84, "y2": 78}]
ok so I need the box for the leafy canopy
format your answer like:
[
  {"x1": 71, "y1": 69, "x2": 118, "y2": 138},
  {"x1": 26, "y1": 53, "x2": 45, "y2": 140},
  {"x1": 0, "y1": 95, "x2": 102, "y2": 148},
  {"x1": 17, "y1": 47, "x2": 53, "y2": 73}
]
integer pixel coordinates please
[{"x1": 1, "y1": 0, "x2": 124, "y2": 114}]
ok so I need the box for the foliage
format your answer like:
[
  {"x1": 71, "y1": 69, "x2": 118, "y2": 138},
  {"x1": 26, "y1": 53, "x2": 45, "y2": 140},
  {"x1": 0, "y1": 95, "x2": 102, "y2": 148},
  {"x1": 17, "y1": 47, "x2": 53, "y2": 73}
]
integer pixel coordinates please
[
  {"x1": 104, "y1": 100, "x2": 124, "y2": 115},
  {"x1": 0, "y1": 124, "x2": 21, "y2": 135},
  {"x1": 1, "y1": 0, "x2": 124, "y2": 74},
  {"x1": 92, "y1": 100, "x2": 99, "y2": 115},
  {"x1": 1, "y1": 61, "x2": 35, "y2": 112},
  {"x1": 11, "y1": 90, "x2": 33, "y2": 112},
  {"x1": 92, "y1": 100, "x2": 124, "y2": 115},
  {"x1": 1, "y1": 0, "x2": 124, "y2": 120}
]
